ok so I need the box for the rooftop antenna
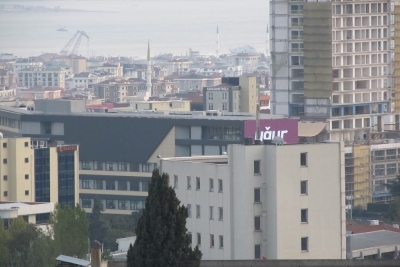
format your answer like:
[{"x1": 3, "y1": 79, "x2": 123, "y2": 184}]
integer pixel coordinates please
[{"x1": 216, "y1": 25, "x2": 220, "y2": 58}]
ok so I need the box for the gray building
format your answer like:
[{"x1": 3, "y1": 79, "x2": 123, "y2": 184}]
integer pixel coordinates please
[{"x1": 0, "y1": 103, "x2": 284, "y2": 214}]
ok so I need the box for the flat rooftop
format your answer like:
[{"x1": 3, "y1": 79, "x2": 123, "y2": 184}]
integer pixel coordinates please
[
  {"x1": 161, "y1": 155, "x2": 228, "y2": 164},
  {"x1": 350, "y1": 230, "x2": 400, "y2": 251},
  {"x1": 0, "y1": 106, "x2": 284, "y2": 121}
]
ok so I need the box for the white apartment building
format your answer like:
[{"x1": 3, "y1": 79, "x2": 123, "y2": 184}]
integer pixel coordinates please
[
  {"x1": 160, "y1": 142, "x2": 346, "y2": 260},
  {"x1": 12, "y1": 60, "x2": 43, "y2": 74},
  {"x1": 270, "y1": 0, "x2": 392, "y2": 142},
  {"x1": 16, "y1": 67, "x2": 66, "y2": 89}
]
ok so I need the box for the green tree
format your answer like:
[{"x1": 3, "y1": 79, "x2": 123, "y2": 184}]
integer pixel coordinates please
[
  {"x1": 90, "y1": 198, "x2": 109, "y2": 244},
  {"x1": 0, "y1": 219, "x2": 10, "y2": 267},
  {"x1": 127, "y1": 169, "x2": 202, "y2": 267},
  {"x1": 387, "y1": 197, "x2": 400, "y2": 221},
  {"x1": 50, "y1": 204, "x2": 89, "y2": 258},
  {"x1": 0, "y1": 217, "x2": 55, "y2": 267},
  {"x1": 102, "y1": 249, "x2": 113, "y2": 261}
]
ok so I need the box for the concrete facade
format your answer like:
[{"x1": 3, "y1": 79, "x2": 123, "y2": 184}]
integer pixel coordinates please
[
  {"x1": 0, "y1": 137, "x2": 79, "y2": 207},
  {"x1": 270, "y1": 0, "x2": 392, "y2": 143},
  {"x1": 160, "y1": 142, "x2": 346, "y2": 260},
  {"x1": 16, "y1": 67, "x2": 66, "y2": 89},
  {"x1": 203, "y1": 77, "x2": 258, "y2": 114}
]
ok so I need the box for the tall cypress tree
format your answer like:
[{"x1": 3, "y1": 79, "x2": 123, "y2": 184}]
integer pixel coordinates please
[{"x1": 127, "y1": 169, "x2": 202, "y2": 267}]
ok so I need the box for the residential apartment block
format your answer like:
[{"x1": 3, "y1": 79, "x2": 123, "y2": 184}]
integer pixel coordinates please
[
  {"x1": 270, "y1": 0, "x2": 392, "y2": 142},
  {"x1": 16, "y1": 67, "x2": 66, "y2": 89},
  {"x1": 203, "y1": 76, "x2": 258, "y2": 114},
  {"x1": 173, "y1": 73, "x2": 221, "y2": 92},
  {"x1": 160, "y1": 142, "x2": 346, "y2": 260},
  {"x1": 0, "y1": 70, "x2": 17, "y2": 99},
  {"x1": 0, "y1": 137, "x2": 79, "y2": 208}
]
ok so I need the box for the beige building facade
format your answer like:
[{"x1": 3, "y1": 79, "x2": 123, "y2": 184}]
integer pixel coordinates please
[
  {"x1": 0, "y1": 137, "x2": 79, "y2": 207},
  {"x1": 160, "y1": 142, "x2": 346, "y2": 260}
]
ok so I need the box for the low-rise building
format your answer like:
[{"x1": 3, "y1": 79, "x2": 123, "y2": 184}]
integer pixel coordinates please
[
  {"x1": 160, "y1": 141, "x2": 346, "y2": 260},
  {"x1": 203, "y1": 76, "x2": 258, "y2": 114},
  {"x1": 0, "y1": 201, "x2": 54, "y2": 227},
  {"x1": 19, "y1": 87, "x2": 62, "y2": 100},
  {"x1": 173, "y1": 73, "x2": 221, "y2": 92},
  {"x1": 16, "y1": 67, "x2": 66, "y2": 89},
  {"x1": 121, "y1": 100, "x2": 191, "y2": 112},
  {"x1": 0, "y1": 70, "x2": 17, "y2": 99}
]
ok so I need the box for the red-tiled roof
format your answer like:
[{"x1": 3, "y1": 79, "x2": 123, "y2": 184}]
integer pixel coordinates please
[
  {"x1": 259, "y1": 95, "x2": 270, "y2": 101},
  {"x1": 347, "y1": 223, "x2": 400, "y2": 234}
]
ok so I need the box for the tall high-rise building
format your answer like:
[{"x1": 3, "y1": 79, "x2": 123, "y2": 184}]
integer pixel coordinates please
[{"x1": 270, "y1": 0, "x2": 392, "y2": 142}]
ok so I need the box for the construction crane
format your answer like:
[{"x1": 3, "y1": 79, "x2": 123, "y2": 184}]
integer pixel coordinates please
[{"x1": 60, "y1": 31, "x2": 89, "y2": 56}]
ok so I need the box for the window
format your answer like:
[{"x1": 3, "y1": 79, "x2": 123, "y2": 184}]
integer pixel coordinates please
[
  {"x1": 25, "y1": 174, "x2": 29, "y2": 180},
  {"x1": 301, "y1": 237, "x2": 308, "y2": 251},
  {"x1": 300, "y1": 153, "x2": 307, "y2": 166},
  {"x1": 209, "y1": 178, "x2": 214, "y2": 192},
  {"x1": 24, "y1": 142, "x2": 28, "y2": 147},
  {"x1": 106, "y1": 181, "x2": 115, "y2": 190},
  {"x1": 210, "y1": 234, "x2": 214, "y2": 247},
  {"x1": 209, "y1": 206, "x2": 214, "y2": 220},
  {"x1": 301, "y1": 181, "x2": 308, "y2": 195},
  {"x1": 188, "y1": 232, "x2": 192, "y2": 244},
  {"x1": 387, "y1": 163, "x2": 397, "y2": 175},
  {"x1": 82, "y1": 199, "x2": 92, "y2": 208},
  {"x1": 94, "y1": 180, "x2": 103, "y2": 190},
  {"x1": 174, "y1": 175, "x2": 178, "y2": 189},
  {"x1": 197, "y1": 233, "x2": 201, "y2": 246},
  {"x1": 196, "y1": 177, "x2": 200, "y2": 190},
  {"x1": 142, "y1": 181, "x2": 149, "y2": 192},
  {"x1": 188, "y1": 204, "x2": 192, "y2": 218},
  {"x1": 255, "y1": 216, "x2": 261, "y2": 230},
  {"x1": 25, "y1": 158, "x2": 29, "y2": 163},
  {"x1": 255, "y1": 244, "x2": 261, "y2": 259},
  {"x1": 219, "y1": 207, "x2": 223, "y2": 221},
  {"x1": 196, "y1": 205, "x2": 201, "y2": 218},
  {"x1": 208, "y1": 92, "x2": 213, "y2": 100},
  {"x1": 106, "y1": 200, "x2": 116, "y2": 209},
  {"x1": 301, "y1": 209, "x2": 308, "y2": 223},
  {"x1": 2, "y1": 143, "x2": 6, "y2": 148},
  {"x1": 130, "y1": 181, "x2": 140, "y2": 191},
  {"x1": 218, "y1": 179, "x2": 223, "y2": 192},
  {"x1": 291, "y1": 55, "x2": 304, "y2": 65},
  {"x1": 3, "y1": 159, "x2": 7, "y2": 164},
  {"x1": 208, "y1": 103, "x2": 214, "y2": 110},
  {"x1": 82, "y1": 180, "x2": 91, "y2": 189},
  {"x1": 3, "y1": 191, "x2": 7, "y2": 197},
  {"x1": 254, "y1": 160, "x2": 261, "y2": 175},
  {"x1": 25, "y1": 190, "x2": 29, "y2": 196},
  {"x1": 187, "y1": 176, "x2": 191, "y2": 189},
  {"x1": 118, "y1": 181, "x2": 128, "y2": 191},
  {"x1": 222, "y1": 103, "x2": 227, "y2": 111},
  {"x1": 219, "y1": 235, "x2": 224, "y2": 248},
  {"x1": 3, "y1": 175, "x2": 7, "y2": 181},
  {"x1": 222, "y1": 92, "x2": 227, "y2": 100},
  {"x1": 254, "y1": 188, "x2": 261, "y2": 202}
]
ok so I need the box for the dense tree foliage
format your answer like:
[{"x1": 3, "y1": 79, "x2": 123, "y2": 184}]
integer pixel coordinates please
[
  {"x1": 0, "y1": 204, "x2": 90, "y2": 267},
  {"x1": 50, "y1": 204, "x2": 89, "y2": 258},
  {"x1": 127, "y1": 169, "x2": 202, "y2": 267},
  {"x1": 88, "y1": 198, "x2": 142, "y2": 251}
]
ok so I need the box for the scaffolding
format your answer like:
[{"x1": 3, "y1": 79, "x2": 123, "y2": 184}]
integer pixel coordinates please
[{"x1": 393, "y1": 4, "x2": 400, "y2": 112}]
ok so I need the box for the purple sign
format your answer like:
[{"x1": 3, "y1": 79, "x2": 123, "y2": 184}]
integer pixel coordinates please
[{"x1": 244, "y1": 119, "x2": 298, "y2": 144}]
